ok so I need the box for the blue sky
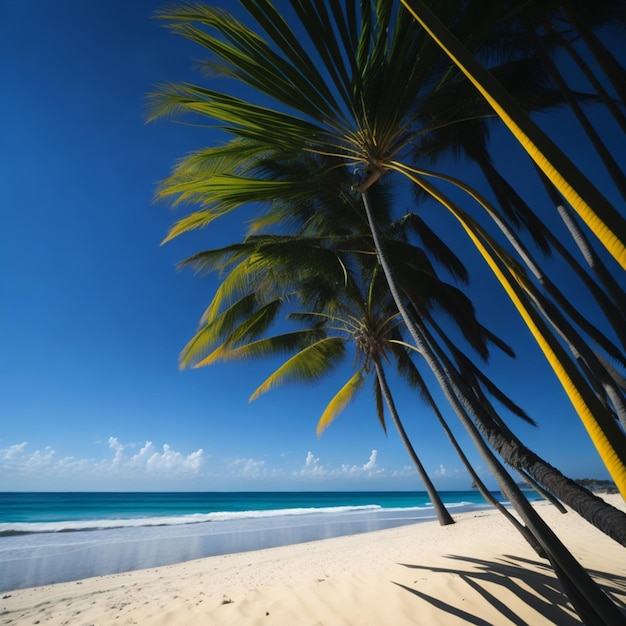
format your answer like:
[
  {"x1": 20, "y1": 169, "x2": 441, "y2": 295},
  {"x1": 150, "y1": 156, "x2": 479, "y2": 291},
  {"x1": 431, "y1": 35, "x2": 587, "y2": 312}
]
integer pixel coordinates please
[{"x1": 1, "y1": 1, "x2": 624, "y2": 492}]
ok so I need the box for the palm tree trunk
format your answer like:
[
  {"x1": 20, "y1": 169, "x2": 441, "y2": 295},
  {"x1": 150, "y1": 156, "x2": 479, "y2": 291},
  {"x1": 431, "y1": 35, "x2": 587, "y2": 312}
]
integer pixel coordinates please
[
  {"x1": 400, "y1": 0, "x2": 626, "y2": 270},
  {"x1": 372, "y1": 359, "x2": 454, "y2": 526},
  {"x1": 420, "y1": 309, "x2": 626, "y2": 546},
  {"x1": 470, "y1": 157, "x2": 626, "y2": 371},
  {"x1": 487, "y1": 160, "x2": 626, "y2": 346},
  {"x1": 476, "y1": 152, "x2": 626, "y2": 324},
  {"x1": 360, "y1": 188, "x2": 625, "y2": 624},
  {"x1": 418, "y1": 161, "x2": 626, "y2": 429},
  {"x1": 474, "y1": 152, "x2": 552, "y2": 254},
  {"x1": 544, "y1": 183, "x2": 626, "y2": 318},
  {"x1": 397, "y1": 164, "x2": 626, "y2": 497},
  {"x1": 515, "y1": 469, "x2": 568, "y2": 514},
  {"x1": 407, "y1": 361, "x2": 549, "y2": 537},
  {"x1": 526, "y1": 21, "x2": 626, "y2": 202},
  {"x1": 405, "y1": 308, "x2": 624, "y2": 625}
]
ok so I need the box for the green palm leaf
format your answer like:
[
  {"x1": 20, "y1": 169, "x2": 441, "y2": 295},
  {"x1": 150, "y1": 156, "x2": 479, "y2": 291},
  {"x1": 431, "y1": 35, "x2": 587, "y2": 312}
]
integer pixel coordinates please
[
  {"x1": 250, "y1": 337, "x2": 347, "y2": 401},
  {"x1": 179, "y1": 293, "x2": 257, "y2": 369}
]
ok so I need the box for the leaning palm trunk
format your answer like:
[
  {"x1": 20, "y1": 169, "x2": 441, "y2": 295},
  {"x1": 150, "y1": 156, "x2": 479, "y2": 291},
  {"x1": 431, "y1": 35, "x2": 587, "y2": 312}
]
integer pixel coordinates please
[
  {"x1": 392, "y1": 162, "x2": 626, "y2": 497},
  {"x1": 543, "y1": 183, "x2": 626, "y2": 319},
  {"x1": 409, "y1": 162, "x2": 626, "y2": 417},
  {"x1": 472, "y1": 150, "x2": 626, "y2": 332},
  {"x1": 555, "y1": 202, "x2": 626, "y2": 314},
  {"x1": 485, "y1": 163, "x2": 626, "y2": 357},
  {"x1": 405, "y1": 357, "x2": 552, "y2": 540},
  {"x1": 525, "y1": 20, "x2": 626, "y2": 202},
  {"x1": 486, "y1": 161, "x2": 626, "y2": 345},
  {"x1": 400, "y1": 0, "x2": 626, "y2": 270},
  {"x1": 529, "y1": 293, "x2": 626, "y2": 432},
  {"x1": 515, "y1": 468, "x2": 567, "y2": 513},
  {"x1": 361, "y1": 189, "x2": 625, "y2": 625},
  {"x1": 420, "y1": 313, "x2": 565, "y2": 514},
  {"x1": 372, "y1": 360, "x2": 454, "y2": 526},
  {"x1": 419, "y1": 303, "x2": 626, "y2": 545}
]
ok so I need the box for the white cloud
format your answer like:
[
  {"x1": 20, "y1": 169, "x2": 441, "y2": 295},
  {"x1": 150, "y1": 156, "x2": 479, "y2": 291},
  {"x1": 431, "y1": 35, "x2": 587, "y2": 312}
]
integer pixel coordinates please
[
  {"x1": 106, "y1": 438, "x2": 204, "y2": 475},
  {"x1": 2, "y1": 442, "x2": 29, "y2": 458},
  {"x1": 228, "y1": 457, "x2": 266, "y2": 478},
  {"x1": 295, "y1": 450, "x2": 383, "y2": 479},
  {"x1": 108, "y1": 436, "x2": 125, "y2": 468},
  {"x1": 391, "y1": 465, "x2": 416, "y2": 478},
  {"x1": 0, "y1": 438, "x2": 204, "y2": 484},
  {"x1": 0, "y1": 440, "x2": 469, "y2": 490},
  {"x1": 295, "y1": 451, "x2": 326, "y2": 477},
  {"x1": 1, "y1": 442, "x2": 56, "y2": 472},
  {"x1": 363, "y1": 449, "x2": 377, "y2": 471},
  {"x1": 305, "y1": 451, "x2": 319, "y2": 467}
]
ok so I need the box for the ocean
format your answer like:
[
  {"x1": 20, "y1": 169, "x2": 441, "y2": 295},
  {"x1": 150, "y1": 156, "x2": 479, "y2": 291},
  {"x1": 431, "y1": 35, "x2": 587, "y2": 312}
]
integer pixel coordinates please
[{"x1": 0, "y1": 491, "x2": 539, "y2": 591}]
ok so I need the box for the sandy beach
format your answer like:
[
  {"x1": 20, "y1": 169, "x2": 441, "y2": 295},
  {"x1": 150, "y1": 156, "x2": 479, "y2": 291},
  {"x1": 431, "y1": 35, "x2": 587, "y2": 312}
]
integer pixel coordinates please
[{"x1": 2, "y1": 495, "x2": 625, "y2": 625}]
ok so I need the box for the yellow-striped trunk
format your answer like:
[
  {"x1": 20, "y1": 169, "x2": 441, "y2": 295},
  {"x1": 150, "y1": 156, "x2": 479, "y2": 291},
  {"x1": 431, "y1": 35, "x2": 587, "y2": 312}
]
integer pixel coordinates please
[
  {"x1": 394, "y1": 162, "x2": 626, "y2": 500},
  {"x1": 400, "y1": 0, "x2": 626, "y2": 270}
]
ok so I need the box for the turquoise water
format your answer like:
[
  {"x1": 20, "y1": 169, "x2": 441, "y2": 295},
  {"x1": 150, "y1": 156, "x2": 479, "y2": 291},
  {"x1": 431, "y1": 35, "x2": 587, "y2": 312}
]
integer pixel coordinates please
[
  {"x1": 0, "y1": 491, "x2": 541, "y2": 591},
  {"x1": 0, "y1": 491, "x2": 528, "y2": 533}
]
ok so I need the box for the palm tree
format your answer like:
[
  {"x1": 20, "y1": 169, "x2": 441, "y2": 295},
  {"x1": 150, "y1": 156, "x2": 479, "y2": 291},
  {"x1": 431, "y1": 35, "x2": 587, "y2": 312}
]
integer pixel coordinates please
[
  {"x1": 173, "y1": 155, "x2": 626, "y2": 620},
  {"x1": 181, "y1": 222, "x2": 558, "y2": 543},
  {"x1": 152, "y1": 3, "x2": 625, "y2": 621},
  {"x1": 255, "y1": 269, "x2": 456, "y2": 526},
  {"x1": 395, "y1": 0, "x2": 626, "y2": 496},
  {"x1": 151, "y1": 1, "x2": 626, "y2": 498}
]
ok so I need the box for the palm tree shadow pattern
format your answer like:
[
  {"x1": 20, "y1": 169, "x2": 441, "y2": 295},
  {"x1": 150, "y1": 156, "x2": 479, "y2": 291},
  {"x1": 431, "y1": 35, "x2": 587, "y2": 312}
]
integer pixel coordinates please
[{"x1": 395, "y1": 553, "x2": 626, "y2": 625}]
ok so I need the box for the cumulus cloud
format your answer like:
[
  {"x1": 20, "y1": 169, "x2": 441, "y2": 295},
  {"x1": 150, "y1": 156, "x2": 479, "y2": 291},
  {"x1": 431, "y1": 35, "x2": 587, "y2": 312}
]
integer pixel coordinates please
[
  {"x1": 1, "y1": 440, "x2": 462, "y2": 490},
  {"x1": 108, "y1": 438, "x2": 204, "y2": 475},
  {"x1": 1, "y1": 442, "x2": 56, "y2": 472},
  {"x1": 305, "y1": 451, "x2": 319, "y2": 467},
  {"x1": 363, "y1": 450, "x2": 377, "y2": 471},
  {"x1": 295, "y1": 451, "x2": 326, "y2": 477},
  {"x1": 295, "y1": 450, "x2": 382, "y2": 479},
  {"x1": 0, "y1": 438, "x2": 204, "y2": 484}
]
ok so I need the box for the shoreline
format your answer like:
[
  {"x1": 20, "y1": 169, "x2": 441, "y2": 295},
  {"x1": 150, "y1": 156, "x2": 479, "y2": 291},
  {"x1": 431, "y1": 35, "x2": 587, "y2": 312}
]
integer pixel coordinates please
[
  {"x1": 1, "y1": 495, "x2": 503, "y2": 592},
  {"x1": 2, "y1": 495, "x2": 625, "y2": 625}
]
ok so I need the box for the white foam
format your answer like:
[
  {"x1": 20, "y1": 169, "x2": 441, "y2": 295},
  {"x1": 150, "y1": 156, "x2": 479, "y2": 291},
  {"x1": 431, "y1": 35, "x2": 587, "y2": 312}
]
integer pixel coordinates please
[{"x1": 0, "y1": 504, "x2": 389, "y2": 535}]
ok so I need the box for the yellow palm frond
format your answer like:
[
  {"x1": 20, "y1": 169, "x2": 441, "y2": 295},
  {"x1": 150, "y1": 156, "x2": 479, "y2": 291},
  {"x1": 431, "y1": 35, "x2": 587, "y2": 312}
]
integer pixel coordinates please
[{"x1": 317, "y1": 369, "x2": 365, "y2": 436}]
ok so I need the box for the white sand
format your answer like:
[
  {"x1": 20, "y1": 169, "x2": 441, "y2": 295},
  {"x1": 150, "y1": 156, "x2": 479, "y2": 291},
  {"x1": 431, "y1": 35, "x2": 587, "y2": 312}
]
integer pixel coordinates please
[{"x1": 2, "y1": 495, "x2": 625, "y2": 625}]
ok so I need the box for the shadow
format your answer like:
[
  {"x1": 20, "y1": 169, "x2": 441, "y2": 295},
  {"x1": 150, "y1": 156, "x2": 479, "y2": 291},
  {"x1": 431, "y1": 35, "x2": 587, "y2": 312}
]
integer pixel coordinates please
[
  {"x1": 393, "y1": 582, "x2": 495, "y2": 625},
  {"x1": 396, "y1": 553, "x2": 626, "y2": 625},
  {"x1": 501, "y1": 554, "x2": 626, "y2": 610}
]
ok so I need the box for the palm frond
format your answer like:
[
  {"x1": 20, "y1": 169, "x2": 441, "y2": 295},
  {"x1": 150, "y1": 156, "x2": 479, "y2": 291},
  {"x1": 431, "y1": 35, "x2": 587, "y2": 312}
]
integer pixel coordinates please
[
  {"x1": 250, "y1": 337, "x2": 347, "y2": 401},
  {"x1": 317, "y1": 368, "x2": 365, "y2": 436},
  {"x1": 179, "y1": 293, "x2": 257, "y2": 369}
]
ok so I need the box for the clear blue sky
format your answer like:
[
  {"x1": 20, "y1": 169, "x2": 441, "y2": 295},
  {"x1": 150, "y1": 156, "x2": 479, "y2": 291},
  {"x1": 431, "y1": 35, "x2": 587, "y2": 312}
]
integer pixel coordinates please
[{"x1": 1, "y1": 1, "x2": 624, "y2": 492}]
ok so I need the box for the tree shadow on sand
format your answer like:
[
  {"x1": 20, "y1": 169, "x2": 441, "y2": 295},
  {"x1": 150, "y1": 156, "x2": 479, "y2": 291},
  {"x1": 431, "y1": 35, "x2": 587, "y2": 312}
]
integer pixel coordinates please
[{"x1": 395, "y1": 554, "x2": 626, "y2": 625}]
